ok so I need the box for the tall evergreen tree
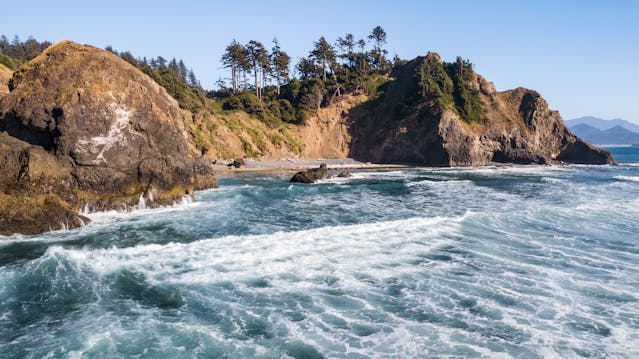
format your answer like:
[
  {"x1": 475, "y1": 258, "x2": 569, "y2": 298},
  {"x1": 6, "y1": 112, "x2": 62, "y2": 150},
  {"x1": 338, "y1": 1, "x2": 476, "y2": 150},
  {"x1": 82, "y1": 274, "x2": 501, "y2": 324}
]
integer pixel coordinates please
[
  {"x1": 271, "y1": 38, "x2": 290, "y2": 96},
  {"x1": 168, "y1": 58, "x2": 179, "y2": 75},
  {"x1": 310, "y1": 36, "x2": 336, "y2": 82},
  {"x1": 368, "y1": 26, "x2": 388, "y2": 72},
  {"x1": 221, "y1": 39, "x2": 248, "y2": 93},
  {"x1": 336, "y1": 33, "x2": 355, "y2": 67},
  {"x1": 246, "y1": 40, "x2": 269, "y2": 99},
  {"x1": 178, "y1": 60, "x2": 187, "y2": 82},
  {"x1": 187, "y1": 69, "x2": 199, "y2": 88}
]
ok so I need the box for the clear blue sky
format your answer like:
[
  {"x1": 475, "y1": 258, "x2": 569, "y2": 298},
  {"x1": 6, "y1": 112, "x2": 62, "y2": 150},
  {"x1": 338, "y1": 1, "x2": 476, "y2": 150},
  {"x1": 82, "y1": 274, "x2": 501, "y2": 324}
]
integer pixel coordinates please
[{"x1": 2, "y1": 0, "x2": 638, "y2": 122}]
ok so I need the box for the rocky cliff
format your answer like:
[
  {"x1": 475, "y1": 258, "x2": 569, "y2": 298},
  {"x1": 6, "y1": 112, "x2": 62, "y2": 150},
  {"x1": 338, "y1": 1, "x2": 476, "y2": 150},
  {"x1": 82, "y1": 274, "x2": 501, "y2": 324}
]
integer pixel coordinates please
[
  {"x1": 348, "y1": 53, "x2": 613, "y2": 166},
  {"x1": 0, "y1": 41, "x2": 216, "y2": 235},
  {"x1": 0, "y1": 43, "x2": 615, "y2": 235}
]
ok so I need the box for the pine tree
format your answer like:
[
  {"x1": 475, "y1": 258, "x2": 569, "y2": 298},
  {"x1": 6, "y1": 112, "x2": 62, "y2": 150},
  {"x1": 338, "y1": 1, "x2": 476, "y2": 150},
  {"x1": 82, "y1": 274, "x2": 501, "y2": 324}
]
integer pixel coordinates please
[
  {"x1": 336, "y1": 33, "x2": 355, "y2": 68},
  {"x1": 221, "y1": 39, "x2": 248, "y2": 93},
  {"x1": 271, "y1": 38, "x2": 290, "y2": 96},
  {"x1": 187, "y1": 69, "x2": 199, "y2": 88},
  {"x1": 246, "y1": 40, "x2": 268, "y2": 100},
  {"x1": 178, "y1": 60, "x2": 187, "y2": 82},
  {"x1": 310, "y1": 36, "x2": 336, "y2": 82},
  {"x1": 368, "y1": 26, "x2": 388, "y2": 72}
]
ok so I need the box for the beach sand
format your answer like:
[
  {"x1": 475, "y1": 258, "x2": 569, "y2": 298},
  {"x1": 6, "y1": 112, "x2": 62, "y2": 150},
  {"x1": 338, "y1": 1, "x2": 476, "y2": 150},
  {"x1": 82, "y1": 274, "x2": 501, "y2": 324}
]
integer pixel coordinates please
[{"x1": 212, "y1": 158, "x2": 413, "y2": 176}]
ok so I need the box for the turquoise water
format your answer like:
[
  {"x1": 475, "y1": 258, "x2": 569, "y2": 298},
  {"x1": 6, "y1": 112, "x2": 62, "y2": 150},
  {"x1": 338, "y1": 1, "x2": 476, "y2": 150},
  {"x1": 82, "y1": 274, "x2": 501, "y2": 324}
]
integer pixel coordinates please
[{"x1": 1, "y1": 147, "x2": 638, "y2": 358}]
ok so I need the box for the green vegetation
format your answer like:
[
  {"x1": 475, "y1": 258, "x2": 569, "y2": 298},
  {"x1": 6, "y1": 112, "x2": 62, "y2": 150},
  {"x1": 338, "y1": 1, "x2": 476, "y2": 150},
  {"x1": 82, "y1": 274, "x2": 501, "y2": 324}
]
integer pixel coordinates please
[
  {"x1": 105, "y1": 47, "x2": 210, "y2": 113},
  {"x1": 446, "y1": 57, "x2": 485, "y2": 124},
  {"x1": 215, "y1": 26, "x2": 395, "y2": 126},
  {"x1": 0, "y1": 35, "x2": 51, "y2": 70},
  {"x1": 0, "y1": 54, "x2": 21, "y2": 70},
  {"x1": 415, "y1": 54, "x2": 485, "y2": 123}
]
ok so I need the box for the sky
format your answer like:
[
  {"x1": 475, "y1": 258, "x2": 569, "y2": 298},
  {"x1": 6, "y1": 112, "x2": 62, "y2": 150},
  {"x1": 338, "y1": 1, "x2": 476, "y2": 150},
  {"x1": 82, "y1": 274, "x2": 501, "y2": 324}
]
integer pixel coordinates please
[{"x1": 1, "y1": 0, "x2": 638, "y2": 122}]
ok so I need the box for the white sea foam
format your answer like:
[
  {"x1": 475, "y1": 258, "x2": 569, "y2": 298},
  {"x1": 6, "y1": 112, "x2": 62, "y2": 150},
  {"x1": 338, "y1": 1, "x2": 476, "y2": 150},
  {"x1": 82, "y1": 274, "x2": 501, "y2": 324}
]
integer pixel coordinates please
[
  {"x1": 55, "y1": 214, "x2": 467, "y2": 281},
  {"x1": 80, "y1": 195, "x2": 201, "y2": 227},
  {"x1": 614, "y1": 175, "x2": 639, "y2": 182}
]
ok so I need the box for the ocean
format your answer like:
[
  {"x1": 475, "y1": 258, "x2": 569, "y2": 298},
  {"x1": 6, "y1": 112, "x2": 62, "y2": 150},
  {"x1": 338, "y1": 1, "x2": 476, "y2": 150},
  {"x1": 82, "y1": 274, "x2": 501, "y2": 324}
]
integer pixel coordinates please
[{"x1": 1, "y1": 147, "x2": 638, "y2": 358}]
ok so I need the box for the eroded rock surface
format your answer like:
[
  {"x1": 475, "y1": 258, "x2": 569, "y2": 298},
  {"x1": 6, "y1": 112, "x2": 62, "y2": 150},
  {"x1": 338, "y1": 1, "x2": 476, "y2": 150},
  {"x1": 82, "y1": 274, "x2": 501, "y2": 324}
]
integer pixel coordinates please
[
  {"x1": 0, "y1": 41, "x2": 217, "y2": 235},
  {"x1": 348, "y1": 54, "x2": 614, "y2": 166}
]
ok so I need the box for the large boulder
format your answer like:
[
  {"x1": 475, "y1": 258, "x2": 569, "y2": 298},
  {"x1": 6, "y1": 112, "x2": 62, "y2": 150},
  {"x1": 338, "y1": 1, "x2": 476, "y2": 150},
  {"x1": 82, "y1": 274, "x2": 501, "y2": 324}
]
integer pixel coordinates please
[
  {"x1": 0, "y1": 41, "x2": 217, "y2": 234},
  {"x1": 290, "y1": 164, "x2": 330, "y2": 183}
]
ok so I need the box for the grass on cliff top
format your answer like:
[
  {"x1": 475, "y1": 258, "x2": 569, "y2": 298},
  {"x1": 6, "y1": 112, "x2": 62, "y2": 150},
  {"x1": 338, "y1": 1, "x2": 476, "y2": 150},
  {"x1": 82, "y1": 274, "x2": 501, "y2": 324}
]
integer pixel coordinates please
[{"x1": 139, "y1": 65, "x2": 210, "y2": 113}]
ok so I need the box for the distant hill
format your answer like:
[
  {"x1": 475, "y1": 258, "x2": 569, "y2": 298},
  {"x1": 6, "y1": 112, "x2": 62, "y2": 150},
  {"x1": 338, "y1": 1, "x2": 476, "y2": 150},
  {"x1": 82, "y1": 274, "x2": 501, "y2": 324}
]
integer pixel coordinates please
[
  {"x1": 566, "y1": 116, "x2": 639, "y2": 133},
  {"x1": 570, "y1": 123, "x2": 639, "y2": 145}
]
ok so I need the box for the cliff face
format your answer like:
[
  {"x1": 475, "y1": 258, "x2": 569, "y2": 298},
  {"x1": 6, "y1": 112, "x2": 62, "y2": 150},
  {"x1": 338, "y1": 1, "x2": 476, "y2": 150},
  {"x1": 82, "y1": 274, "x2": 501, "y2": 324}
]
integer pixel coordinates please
[
  {"x1": 0, "y1": 41, "x2": 216, "y2": 235},
  {"x1": 296, "y1": 94, "x2": 367, "y2": 159},
  {"x1": 348, "y1": 54, "x2": 613, "y2": 166}
]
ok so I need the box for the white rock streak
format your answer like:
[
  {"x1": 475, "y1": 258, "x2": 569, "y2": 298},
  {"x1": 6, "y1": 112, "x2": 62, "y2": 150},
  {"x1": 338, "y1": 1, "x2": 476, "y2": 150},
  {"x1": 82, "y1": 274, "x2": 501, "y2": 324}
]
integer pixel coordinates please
[{"x1": 77, "y1": 104, "x2": 132, "y2": 164}]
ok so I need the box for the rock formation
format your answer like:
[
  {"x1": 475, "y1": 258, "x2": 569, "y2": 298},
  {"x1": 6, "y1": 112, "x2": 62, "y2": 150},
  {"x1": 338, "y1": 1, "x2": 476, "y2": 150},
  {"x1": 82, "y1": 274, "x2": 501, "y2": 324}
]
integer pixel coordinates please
[
  {"x1": 0, "y1": 41, "x2": 217, "y2": 235},
  {"x1": 290, "y1": 164, "x2": 330, "y2": 183},
  {"x1": 348, "y1": 53, "x2": 614, "y2": 166}
]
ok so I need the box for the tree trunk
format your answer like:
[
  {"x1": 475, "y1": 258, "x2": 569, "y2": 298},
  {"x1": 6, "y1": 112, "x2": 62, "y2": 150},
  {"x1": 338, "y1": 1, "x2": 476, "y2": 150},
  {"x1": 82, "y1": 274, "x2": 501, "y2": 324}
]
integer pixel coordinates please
[
  {"x1": 231, "y1": 63, "x2": 237, "y2": 93},
  {"x1": 323, "y1": 60, "x2": 327, "y2": 82},
  {"x1": 254, "y1": 63, "x2": 259, "y2": 99},
  {"x1": 276, "y1": 74, "x2": 280, "y2": 96},
  {"x1": 261, "y1": 69, "x2": 266, "y2": 99}
]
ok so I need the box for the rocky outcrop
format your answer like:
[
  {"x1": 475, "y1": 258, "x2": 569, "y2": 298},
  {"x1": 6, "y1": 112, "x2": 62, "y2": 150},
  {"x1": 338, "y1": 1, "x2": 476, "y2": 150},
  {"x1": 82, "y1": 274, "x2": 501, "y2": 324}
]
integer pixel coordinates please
[
  {"x1": 337, "y1": 170, "x2": 352, "y2": 178},
  {"x1": 227, "y1": 158, "x2": 246, "y2": 168},
  {"x1": 0, "y1": 41, "x2": 217, "y2": 235},
  {"x1": 290, "y1": 164, "x2": 330, "y2": 183},
  {"x1": 348, "y1": 53, "x2": 614, "y2": 166}
]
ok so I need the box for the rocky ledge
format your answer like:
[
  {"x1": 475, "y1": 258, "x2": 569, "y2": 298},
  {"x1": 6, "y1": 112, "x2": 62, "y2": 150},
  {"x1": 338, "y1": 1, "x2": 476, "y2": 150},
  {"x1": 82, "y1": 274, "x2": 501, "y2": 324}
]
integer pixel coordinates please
[{"x1": 0, "y1": 41, "x2": 217, "y2": 235}]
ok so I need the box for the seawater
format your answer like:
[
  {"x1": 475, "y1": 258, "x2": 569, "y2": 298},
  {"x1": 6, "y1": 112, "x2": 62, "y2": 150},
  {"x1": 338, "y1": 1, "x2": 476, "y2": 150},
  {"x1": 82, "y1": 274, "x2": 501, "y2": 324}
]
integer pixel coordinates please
[{"x1": 1, "y1": 147, "x2": 638, "y2": 358}]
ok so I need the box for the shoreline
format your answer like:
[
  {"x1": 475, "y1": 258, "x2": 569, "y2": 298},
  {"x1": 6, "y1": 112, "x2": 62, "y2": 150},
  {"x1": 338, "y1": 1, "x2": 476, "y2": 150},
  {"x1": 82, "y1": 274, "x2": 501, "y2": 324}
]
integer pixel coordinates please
[
  {"x1": 210, "y1": 157, "x2": 626, "y2": 178},
  {"x1": 211, "y1": 158, "x2": 415, "y2": 177}
]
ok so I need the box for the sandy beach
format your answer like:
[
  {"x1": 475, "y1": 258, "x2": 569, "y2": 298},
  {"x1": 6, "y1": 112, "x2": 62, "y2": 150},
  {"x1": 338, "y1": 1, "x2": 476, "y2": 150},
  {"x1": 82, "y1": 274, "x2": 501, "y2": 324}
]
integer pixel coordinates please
[{"x1": 211, "y1": 158, "x2": 413, "y2": 176}]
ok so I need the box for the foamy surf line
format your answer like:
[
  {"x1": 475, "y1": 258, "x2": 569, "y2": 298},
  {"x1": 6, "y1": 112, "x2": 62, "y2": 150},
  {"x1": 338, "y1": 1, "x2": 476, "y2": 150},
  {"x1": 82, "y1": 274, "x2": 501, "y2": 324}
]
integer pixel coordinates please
[
  {"x1": 0, "y1": 196, "x2": 205, "y2": 245},
  {"x1": 43, "y1": 214, "x2": 470, "y2": 279},
  {"x1": 83, "y1": 195, "x2": 202, "y2": 222},
  {"x1": 614, "y1": 175, "x2": 639, "y2": 182}
]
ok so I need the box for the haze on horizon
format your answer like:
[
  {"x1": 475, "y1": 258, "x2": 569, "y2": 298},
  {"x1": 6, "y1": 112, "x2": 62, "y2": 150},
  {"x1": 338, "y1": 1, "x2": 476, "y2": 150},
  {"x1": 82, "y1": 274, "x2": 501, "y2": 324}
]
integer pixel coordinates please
[{"x1": 1, "y1": 0, "x2": 637, "y2": 122}]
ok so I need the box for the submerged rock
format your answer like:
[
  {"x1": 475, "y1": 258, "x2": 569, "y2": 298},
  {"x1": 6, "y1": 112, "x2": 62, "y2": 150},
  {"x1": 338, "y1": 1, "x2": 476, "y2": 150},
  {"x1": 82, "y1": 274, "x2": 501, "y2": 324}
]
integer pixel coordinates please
[
  {"x1": 337, "y1": 170, "x2": 352, "y2": 178},
  {"x1": 290, "y1": 164, "x2": 330, "y2": 183},
  {"x1": 0, "y1": 41, "x2": 217, "y2": 235}
]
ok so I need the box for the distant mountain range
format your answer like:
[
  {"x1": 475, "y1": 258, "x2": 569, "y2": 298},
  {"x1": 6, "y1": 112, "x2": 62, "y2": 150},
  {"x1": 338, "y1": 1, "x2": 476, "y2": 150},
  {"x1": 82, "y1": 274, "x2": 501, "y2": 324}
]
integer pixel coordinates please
[{"x1": 566, "y1": 117, "x2": 639, "y2": 145}]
